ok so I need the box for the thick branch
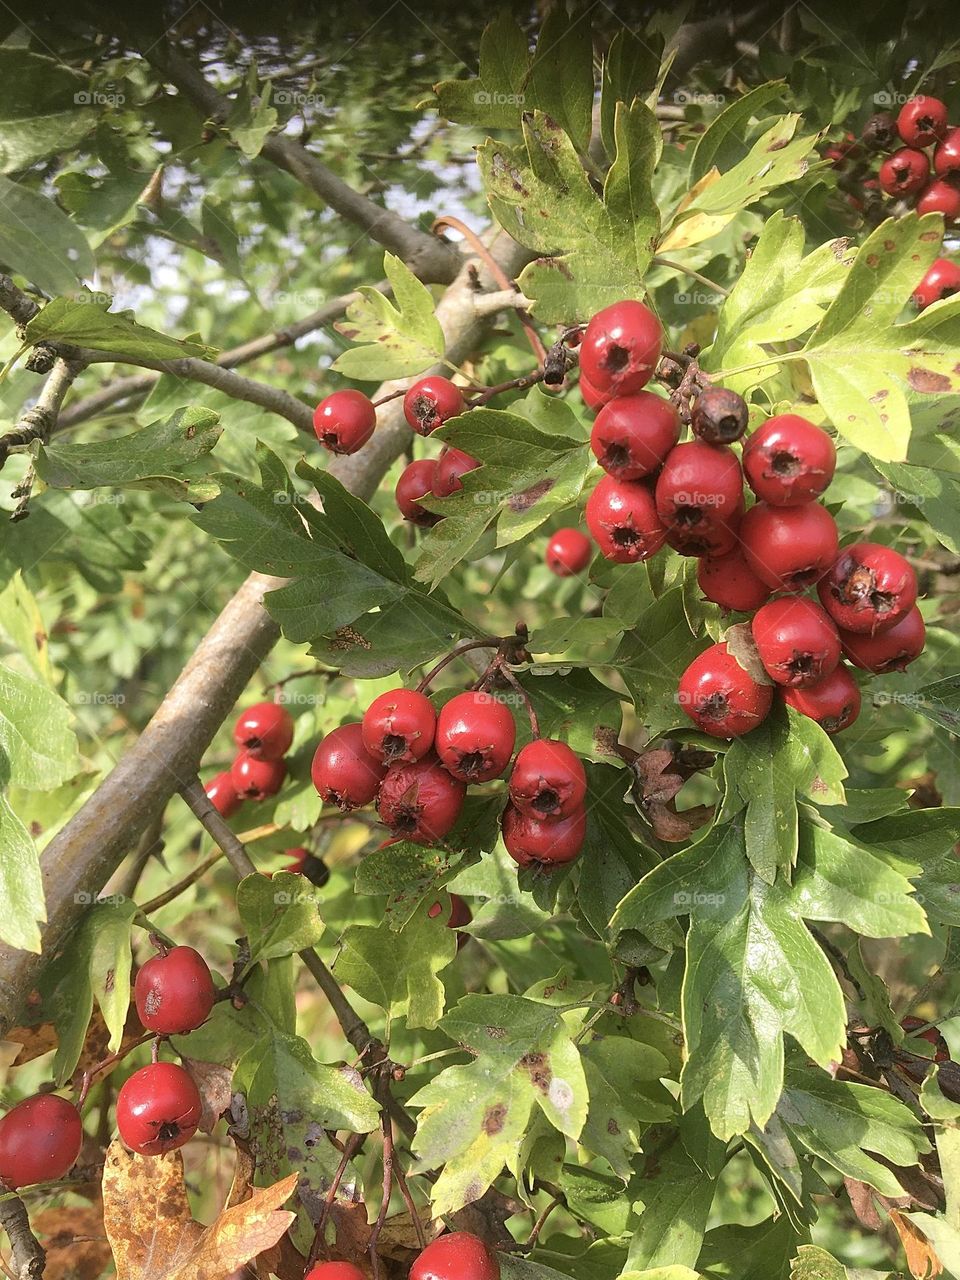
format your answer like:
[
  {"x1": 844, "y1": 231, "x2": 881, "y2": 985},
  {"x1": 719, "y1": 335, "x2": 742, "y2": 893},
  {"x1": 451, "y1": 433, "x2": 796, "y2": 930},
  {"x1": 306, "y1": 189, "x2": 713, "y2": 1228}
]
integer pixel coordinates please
[
  {"x1": 0, "y1": 356, "x2": 84, "y2": 468},
  {"x1": 0, "y1": 1196, "x2": 45, "y2": 1279}
]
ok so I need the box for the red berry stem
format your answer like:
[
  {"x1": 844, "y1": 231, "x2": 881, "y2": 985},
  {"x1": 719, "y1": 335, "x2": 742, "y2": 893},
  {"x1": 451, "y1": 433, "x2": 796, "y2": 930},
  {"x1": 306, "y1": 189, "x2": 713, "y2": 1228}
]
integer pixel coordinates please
[
  {"x1": 75, "y1": 1028, "x2": 156, "y2": 1108},
  {"x1": 467, "y1": 368, "x2": 547, "y2": 407},
  {"x1": 414, "y1": 637, "x2": 502, "y2": 693},
  {"x1": 493, "y1": 661, "x2": 540, "y2": 739},
  {"x1": 371, "y1": 386, "x2": 406, "y2": 408}
]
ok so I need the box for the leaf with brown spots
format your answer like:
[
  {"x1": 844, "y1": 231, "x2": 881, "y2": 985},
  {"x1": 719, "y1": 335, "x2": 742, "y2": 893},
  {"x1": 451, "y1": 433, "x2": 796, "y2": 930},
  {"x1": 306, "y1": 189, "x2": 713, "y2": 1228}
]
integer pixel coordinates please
[{"x1": 34, "y1": 1205, "x2": 113, "y2": 1280}]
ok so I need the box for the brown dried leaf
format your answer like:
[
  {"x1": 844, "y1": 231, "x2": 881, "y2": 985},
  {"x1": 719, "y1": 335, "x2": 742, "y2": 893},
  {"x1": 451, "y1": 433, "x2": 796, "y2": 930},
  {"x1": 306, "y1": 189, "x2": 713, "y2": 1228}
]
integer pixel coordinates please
[
  {"x1": 889, "y1": 1209, "x2": 943, "y2": 1279},
  {"x1": 844, "y1": 1177, "x2": 882, "y2": 1229},
  {"x1": 723, "y1": 621, "x2": 772, "y2": 686},
  {"x1": 182, "y1": 1056, "x2": 233, "y2": 1135},
  {"x1": 33, "y1": 1205, "x2": 112, "y2": 1280}
]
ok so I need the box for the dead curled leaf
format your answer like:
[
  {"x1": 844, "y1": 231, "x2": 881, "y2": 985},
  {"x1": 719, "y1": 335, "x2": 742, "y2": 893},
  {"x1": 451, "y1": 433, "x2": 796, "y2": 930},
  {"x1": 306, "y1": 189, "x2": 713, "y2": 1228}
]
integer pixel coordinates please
[
  {"x1": 33, "y1": 1205, "x2": 113, "y2": 1280},
  {"x1": 889, "y1": 1209, "x2": 943, "y2": 1280}
]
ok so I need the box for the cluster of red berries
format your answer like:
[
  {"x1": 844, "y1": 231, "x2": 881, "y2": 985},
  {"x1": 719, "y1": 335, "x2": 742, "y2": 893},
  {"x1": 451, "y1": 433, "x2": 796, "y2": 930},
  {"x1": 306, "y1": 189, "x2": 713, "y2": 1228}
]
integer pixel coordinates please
[
  {"x1": 866, "y1": 96, "x2": 960, "y2": 221},
  {"x1": 304, "y1": 1230, "x2": 499, "y2": 1280},
  {"x1": 311, "y1": 687, "x2": 589, "y2": 868},
  {"x1": 203, "y1": 700, "x2": 294, "y2": 818}
]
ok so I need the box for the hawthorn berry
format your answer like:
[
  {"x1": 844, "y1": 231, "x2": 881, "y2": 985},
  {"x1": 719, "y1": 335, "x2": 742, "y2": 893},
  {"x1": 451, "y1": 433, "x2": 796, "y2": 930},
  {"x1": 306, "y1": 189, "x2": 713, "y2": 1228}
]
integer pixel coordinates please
[
  {"x1": 311, "y1": 723, "x2": 386, "y2": 810},
  {"x1": 204, "y1": 770, "x2": 241, "y2": 818},
  {"x1": 912, "y1": 257, "x2": 960, "y2": 309},
  {"x1": 782, "y1": 663, "x2": 861, "y2": 734},
  {"x1": 428, "y1": 893, "x2": 472, "y2": 931},
  {"x1": 935, "y1": 128, "x2": 960, "y2": 176},
  {"x1": 579, "y1": 375, "x2": 610, "y2": 411},
  {"x1": 304, "y1": 1264, "x2": 366, "y2": 1280},
  {"x1": 739, "y1": 502, "x2": 839, "y2": 592},
  {"x1": 840, "y1": 605, "x2": 926, "y2": 673},
  {"x1": 404, "y1": 376, "x2": 465, "y2": 436},
  {"x1": 696, "y1": 547, "x2": 772, "y2": 613},
  {"x1": 751, "y1": 597, "x2": 841, "y2": 688},
  {"x1": 436, "y1": 691, "x2": 516, "y2": 782},
  {"x1": 690, "y1": 387, "x2": 749, "y2": 444},
  {"x1": 917, "y1": 179, "x2": 960, "y2": 220},
  {"x1": 862, "y1": 111, "x2": 898, "y2": 152},
  {"x1": 410, "y1": 1232, "x2": 501, "y2": 1280},
  {"x1": 742, "y1": 414, "x2": 836, "y2": 507},
  {"x1": 590, "y1": 391, "x2": 680, "y2": 479},
  {"x1": 313, "y1": 389, "x2": 376, "y2": 455},
  {"x1": 585, "y1": 475, "x2": 667, "y2": 563},
  {"x1": 677, "y1": 641, "x2": 773, "y2": 739},
  {"x1": 116, "y1": 1062, "x2": 202, "y2": 1156},
  {"x1": 664, "y1": 502, "x2": 741, "y2": 558},
  {"x1": 361, "y1": 688, "x2": 437, "y2": 764},
  {"x1": 396, "y1": 459, "x2": 441, "y2": 526},
  {"x1": 878, "y1": 148, "x2": 930, "y2": 197},
  {"x1": 508, "y1": 739, "x2": 587, "y2": 819},
  {"x1": 0, "y1": 1094, "x2": 83, "y2": 1188},
  {"x1": 231, "y1": 751, "x2": 286, "y2": 801},
  {"x1": 901, "y1": 1015, "x2": 950, "y2": 1062},
  {"x1": 654, "y1": 441, "x2": 744, "y2": 539},
  {"x1": 579, "y1": 300, "x2": 663, "y2": 396},
  {"x1": 501, "y1": 803, "x2": 586, "y2": 868},
  {"x1": 545, "y1": 527, "x2": 592, "y2": 577},
  {"x1": 377, "y1": 755, "x2": 466, "y2": 844},
  {"x1": 135, "y1": 945, "x2": 216, "y2": 1036},
  {"x1": 434, "y1": 447, "x2": 480, "y2": 498},
  {"x1": 816, "y1": 542, "x2": 917, "y2": 634},
  {"x1": 897, "y1": 95, "x2": 949, "y2": 148},
  {"x1": 232, "y1": 701, "x2": 293, "y2": 761}
]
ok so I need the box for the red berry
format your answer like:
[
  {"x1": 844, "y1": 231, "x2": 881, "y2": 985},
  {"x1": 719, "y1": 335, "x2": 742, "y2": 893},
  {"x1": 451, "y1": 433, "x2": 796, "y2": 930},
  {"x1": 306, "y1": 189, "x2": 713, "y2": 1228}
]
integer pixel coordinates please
[
  {"x1": 404, "y1": 377, "x2": 465, "y2": 436},
  {"x1": 696, "y1": 548, "x2": 771, "y2": 613},
  {"x1": 232, "y1": 701, "x2": 293, "y2": 761},
  {"x1": 690, "y1": 387, "x2": 749, "y2": 444},
  {"x1": 428, "y1": 893, "x2": 473, "y2": 948},
  {"x1": 410, "y1": 1232, "x2": 501, "y2": 1280},
  {"x1": 545, "y1": 527, "x2": 592, "y2": 577},
  {"x1": 816, "y1": 542, "x2": 917, "y2": 634},
  {"x1": 654, "y1": 441, "x2": 743, "y2": 545},
  {"x1": 231, "y1": 751, "x2": 286, "y2": 801},
  {"x1": 897, "y1": 95, "x2": 949, "y2": 148},
  {"x1": 585, "y1": 474, "x2": 666, "y2": 563},
  {"x1": 664, "y1": 502, "x2": 741, "y2": 558},
  {"x1": 305, "y1": 1265, "x2": 366, "y2": 1280},
  {"x1": 396, "y1": 459, "x2": 441, "y2": 527},
  {"x1": 134, "y1": 945, "x2": 216, "y2": 1036},
  {"x1": 912, "y1": 257, "x2": 960, "y2": 309},
  {"x1": 579, "y1": 300, "x2": 663, "y2": 396},
  {"x1": 361, "y1": 688, "x2": 436, "y2": 764},
  {"x1": 311, "y1": 723, "x2": 386, "y2": 810},
  {"x1": 590, "y1": 392, "x2": 680, "y2": 479},
  {"x1": 677, "y1": 641, "x2": 773, "y2": 739},
  {"x1": 742, "y1": 414, "x2": 836, "y2": 506},
  {"x1": 739, "y1": 502, "x2": 838, "y2": 592},
  {"x1": 284, "y1": 846, "x2": 309, "y2": 872},
  {"x1": 377, "y1": 755, "x2": 466, "y2": 844},
  {"x1": 901, "y1": 1016, "x2": 950, "y2": 1062},
  {"x1": 501, "y1": 803, "x2": 586, "y2": 868},
  {"x1": 751, "y1": 597, "x2": 841, "y2": 688},
  {"x1": 878, "y1": 148, "x2": 930, "y2": 197},
  {"x1": 0, "y1": 1095, "x2": 83, "y2": 1188},
  {"x1": 116, "y1": 1062, "x2": 202, "y2": 1156},
  {"x1": 434, "y1": 447, "x2": 480, "y2": 498},
  {"x1": 782, "y1": 663, "x2": 861, "y2": 734},
  {"x1": 579, "y1": 375, "x2": 610, "y2": 411},
  {"x1": 509, "y1": 739, "x2": 587, "y2": 819},
  {"x1": 204, "y1": 770, "x2": 241, "y2": 818},
  {"x1": 840, "y1": 605, "x2": 926, "y2": 673},
  {"x1": 436, "y1": 691, "x2": 516, "y2": 783},
  {"x1": 313, "y1": 390, "x2": 376, "y2": 455},
  {"x1": 917, "y1": 179, "x2": 960, "y2": 220},
  {"x1": 934, "y1": 128, "x2": 960, "y2": 176}
]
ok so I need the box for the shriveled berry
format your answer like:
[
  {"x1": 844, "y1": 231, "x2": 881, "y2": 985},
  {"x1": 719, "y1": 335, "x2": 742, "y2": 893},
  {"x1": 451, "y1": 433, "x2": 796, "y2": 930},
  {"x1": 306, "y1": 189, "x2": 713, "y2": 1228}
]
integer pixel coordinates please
[
  {"x1": 404, "y1": 377, "x2": 465, "y2": 436},
  {"x1": 545, "y1": 527, "x2": 592, "y2": 577},
  {"x1": 912, "y1": 257, "x2": 960, "y2": 309},
  {"x1": 878, "y1": 148, "x2": 930, "y2": 197},
  {"x1": 0, "y1": 1094, "x2": 83, "y2": 1188},
  {"x1": 232, "y1": 701, "x2": 293, "y2": 761},
  {"x1": 231, "y1": 751, "x2": 286, "y2": 801},
  {"x1": 816, "y1": 542, "x2": 917, "y2": 634},
  {"x1": 590, "y1": 392, "x2": 680, "y2": 479},
  {"x1": 377, "y1": 755, "x2": 466, "y2": 844},
  {"x1": 691, "y1": 387, "x2": 749, "y2": 444},
  {"x1": 396, "y1": 459, "x2": 441, "y2": 526},
  {"x1": 115, "y1": 1062, "x2": 202, "y2": 1157},
  {"x1": 840, "y1": 606, "x2": 926, "y2": 673},
  {"x1": 901, "y1": 1015, "x2": 950, "y2": 1062},
  {"x1": 579, "y1": 300, "x2": 663, "y2": 396},
  {"x1": 501, "y1": 803, "x2": 586, "y2": 867},
  {"x1": 586, "y1": 475, "x2": 666, "y2": 563},
  {"x1": 751, "y1": 597, "x2": 841, "y2": 688},
  {"x1": 509, "y1": 739, "x2": 587, "y2": 819},
  {"x1": 696, "y1": 547, "x2": 771, "y2": 613},
  {"x1": 862, "y1": 111, "x2": 898, "y2": 152},
  {"x1": 313, "y1": 389, "x2": 376, "y2": 455},
  {"x1": 742, "y1": 414, "x2": 836, "y2": 506},
  {"x1": 205, "y1": 771, "x2": 241, "y2": 818},
  {"x1": 361, "y1": 688, "x2": 436, "y2": 764},
  {"x1": 284, "y1": 847, "x2": 330, "y2": 885},
  {"x1": 677, "y1": 641, "x2": 773, "y2": 739},
  {"x1": 783, "y1": 663, "x2": 861, "y2": 734},
  {"x1": 434, "y1": 447, "x2": 480, "y2": 498},
  {"x1": 739, "y1": 502, "x2": 838, "y2": 592},
  {"x1": 134, "y1": 945, "x2": 216, "y2": 1036},
  {"x1": 897, "y1": 95, "x2": 949, "y2": 148},
  {"x1": 436, "y1": 691, "x2": 516, "y2": 783},
  {"x1": 311, "y1": 723, "x2": 386, "y2": 810}
]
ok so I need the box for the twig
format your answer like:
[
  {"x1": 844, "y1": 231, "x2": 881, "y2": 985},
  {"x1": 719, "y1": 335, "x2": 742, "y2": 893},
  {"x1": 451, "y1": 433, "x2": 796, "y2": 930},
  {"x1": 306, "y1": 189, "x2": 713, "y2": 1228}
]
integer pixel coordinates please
[
  {"x1": 0, "y1": 356, "x2": 84, "y2": 471},
  {"x1": 306, "y1": 1131, "x2": 367, "y2": 1268},
  {"x1": 415, "y1": 638, "x2": 501, "y2": 693},
  {"x1": 653, "y1": 256, "x2": 730, "y2": 297},
  {"x1": 368, "y1": 1078, "x2": 394, "y2": 1280},
  {"x1": 521, "y1": 1195, "x2": 562, "y2": 1252},
  {"x1": 137, "y1": 848, "x2": 224, "y2": 914},
  {"x1": 811, "y1": 926, "x2": 867, "y2": 1002},
  {"x1": 495, "y1": 664, "x2": 540, "y2": 738},
  {"x1": 468, "y1": 371, "x2": 546, "y2": 407},
  {"x1": 0, "y1": 1196, "x2": 45, "y2": 1279}
]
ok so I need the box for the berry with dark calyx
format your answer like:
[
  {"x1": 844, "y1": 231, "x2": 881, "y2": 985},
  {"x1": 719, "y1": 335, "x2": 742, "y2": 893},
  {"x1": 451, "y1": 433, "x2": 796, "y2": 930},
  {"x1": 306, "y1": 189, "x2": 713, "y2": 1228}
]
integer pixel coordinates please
[
  {"x1": 232, "y1": 701, "x2": 293, "y2": 761},
  {"x1": 311, "y1": 723, "x2": 386, "y2": 810},
  {"x1": 579, "y1": 375, "x2": 610, "y2": 411},
  {"x1": 917, "y1": 179, "x2": 960, "y2": 220},
  {"x1": 840, "y1": 605, "x2": 926, "y2": 673},
  {"x1": 305, "y1": 1264, "x2": 367, "y2": 1280},
  {"x1": 901, "y1": 1015, "x2": 950, "y2": 1062},
  {"x1": 436, "y1": 691, "x2": 516, "y2": 783},
  {"x1": 545, "y1": 527, "x2": 592, "y2": 577},
  {"x1": 817, "y1": 542, "x2": 917, "y2": 634},
  {"x1": 590, "y1": 391, "x2": 680, "y2": 479},
  {"x1": 862, "y1": 111, "x2": 898, "y2": 152},
  {"x1": 691, "y1": 386, "x2": 749, "y2": 444},
  {"x1": 697, "y1": 547, "x2": 772, "y2": 613},
  {"x1": 396, "y1": 459, "x2": 441, "y2": 526},
  {"x1": 410, "y1": 1231, "x2": 501, "y2": 1280},
  {"x1": 912, "y1": 258, "x2": 960, "y2": 309},
  {"x1": 205, "y1": 770, "x2": 241, "y2": 818},
  {"x1": 433, "y1": 447, "x2": 480, "y2": 498},
  {"x1": 586, "y1": 475, "x2": 667, "y2": 563},
  {"x1": 509, "y1": 739, "x2": 587, "y2": 819},
  {"x1": 897, "y1": 95, "x2": 949, "y2": 148},
  {"x1": 742, "y1": 414, "x2": 836, "y2": 506},
  {"x1": 740, "y1": 502, "x2": 839, "y2": 592},
  {"x1": 404, "y1": 376, "x2": 466, "y2": 436},
  {"x1": 231, "y1": 751, "x2": 286, "y2": 801},
  {"x1": 664, "y1": 502, "x2": 741, "y2": 558},
  {"x1": 362, "y1": 688, "x2": 436, "y2": 764},
  {"x1": 677, "y1": 641, "x2": 774, "y2": 739},
  {"x1": 313, "y1": 389, "x2": 376, "y2": 455},
  {"x1": 782, "y1": 663, "x2": 861, "y2": 734},
  {"x1": 502, "y1": 803, "x2": 587, "y2": 868},
  {"x1": 377, "y1": 755, "x2": 466, "y2": 844},
  {"x1": 0, "y1": 1094, "x2": 83, "y2": 1188},
  {"x1": 134, "y1": 945, "x2": 216, "y2": 1035},
  {"x1": 751, "y1": 597, "x2": 841, "y2": 688},
  {"x1": 115, "y1": 1062, "x2": 202, "y2": 1156},
  {"x1": 654, "y1": 441, "x2": 744, "y2": 538},
  {"x1": 935, "y1": 128, "x2": 960, "y2": 177},
  {"x1": 579, "y1": 300, "x2": 663, "y2": 396},
  {"x1": 878, "y1": 148, "x2": 930, "y2": 197}
]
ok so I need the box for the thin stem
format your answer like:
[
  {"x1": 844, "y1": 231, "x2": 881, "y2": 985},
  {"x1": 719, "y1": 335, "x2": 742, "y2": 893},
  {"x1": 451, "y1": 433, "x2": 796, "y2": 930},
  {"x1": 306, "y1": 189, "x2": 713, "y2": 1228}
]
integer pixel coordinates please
[
  {"x1": 653, "y1": 256, "x2": 730, "y2": 297},
  {"x1": 76, "y1": 1030, "x2": 155, "y2": 1107},
  {"x1": 138, "y1": 849, "x2": 224, "y2": 914},
  {"x1": 368, "y1": 1079, "x2": 394, "y2": 1280},
  {"x1": 522, "y1": 1196, "x2": 562, "y2": 1252},
  {"x1": 713, "y1": 352, "x2": 804, "y2": 380},
  {"x1": 372, "y1": 387, "x2": 407, "y2": 408},
  {"x1": 306, "y1": 1131, "x2": 366, "y2": 1268},
  {"x1": 497, "y1": 664, "x2": 540, "y2": 738},
  {"x1": 415, "y1": 638, "x2": 500, "y2": 693},
  {"x1": 467, "y1": 370, "x2": 546, "y2": 407}
]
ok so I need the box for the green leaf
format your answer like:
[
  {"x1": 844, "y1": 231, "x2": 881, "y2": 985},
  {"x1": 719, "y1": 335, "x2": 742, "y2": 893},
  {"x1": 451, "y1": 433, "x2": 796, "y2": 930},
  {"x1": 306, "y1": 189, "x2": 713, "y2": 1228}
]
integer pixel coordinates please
[
  {"x1": 600, "y1": 29, "x2": 665, "y2": 159},
  {"x1": 874, "y1": 459, "x2": 960, "y2": 554},
  {"x1": 698, "y1": 1216, "x2": 801, "y2": 1280},
  {"x1": 614, "y1": 589, "x2": 704, "y2": 736},
  {"x1": 354, "y1": 841, "x2": 464, "y2": 931},
  {"x1": 680, "y1": 116, "x2": 820, "y2": 219},
  {"x1": 85, "y1": 899, "x2": 138, "y2": 1052},
  {"x1": 790, "y1": 1245, "x2": 848, "y2": 1279},
  {"x1": 24, "y1": 295, "x2": 216, "y2": 361},
  {"x1": 523, "y1": 7, "x2": 595, "y2": 151},
  {"x1": 333, "y1": 252, "x2": 445, "y2": 379},
  {"x1": 0, "y1": 176, "x2": 94, "y2": 297},
  {"x1": 627, "y1": 1138, "x2": 716, "y2": 1272},
  {"x1": 433, "y1": 13, "x2": 531, "y2": 126},
  {"x1": 236, "y1": 871, "x2": 324, "y2": 964},
  {"x1": 0, "y1": 50, "x2": 94, "y2": 172},
  {"x1": 0, "y1": 662, "x2": 79, "y2": 789},
  {"x1": 580, "y1": 1036, "x2": 672, "y2": 1178},
  {"x1": 905, "y1": 671, "x2": 960, "y2": 735},
  {"x1": 900, "y1": 1214, "x2": 960, "y2": 1275},
  {"x1": 851, "y1": 807, "x2": 960, "y2": 863},
  {"x1": 227, "y1": 68, "x2": 278, "y2": 158},
  {"x1": 0, "y1": 795, "x2": 44, "y2": 953},
  {"x1": 691, "y1": 82, "x2": 787, "y2": 183}
]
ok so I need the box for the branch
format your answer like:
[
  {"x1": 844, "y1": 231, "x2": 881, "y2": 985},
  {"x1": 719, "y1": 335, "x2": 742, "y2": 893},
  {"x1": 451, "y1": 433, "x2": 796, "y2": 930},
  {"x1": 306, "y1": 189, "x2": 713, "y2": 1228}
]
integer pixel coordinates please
[
  {"x1": 0, "y1": 356, "x2": 84, "y2": 469},
  {"x1": 0, "y1": 1196, "x2": 45, "y2": 1280}
]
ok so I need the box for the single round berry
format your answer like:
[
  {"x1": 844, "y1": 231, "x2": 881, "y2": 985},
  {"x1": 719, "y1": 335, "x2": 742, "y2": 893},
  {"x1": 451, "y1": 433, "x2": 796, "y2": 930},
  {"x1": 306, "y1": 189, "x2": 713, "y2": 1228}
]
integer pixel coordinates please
[
  {"x1": 404, "y1": 376, "x2": 466, "y2": 437},
  {"x1": 654, "y1": 441, "x2": 744, "y2": 538},
  {"x1": 677, "y1": 641, "x2": 773, "y2": 739},
  {"x1": 545, "y1": 527, "x2": 592, "y2": 577},
  {"x1": 579, "y1": 300, "x2": 663, "y2": 396},
  {"x1": 742, "y1": 414, "x2": 836, "y2": 506},
  {"x1": 901, "y1": 1016, "x2": 950, "y2": 1062},
  {"x1": 878, "y1": 148, "x2": 930, "y2": 197},
  {"x1": 410, "y1": 1232, "x2": 501, "y2": 1280},
  {"x1": 509, "y1": 739, "x2": 587, "y2": 819},
  {"x1": 134, "y1": 945, "x2": 216, "y2": 1036},
  {"x1": 664, "y1": 502, "x2": 741, "y2": 558},
  {"x1": 917, "y1": 179, "x2": 960, "y2": 220},
  {"x1": 739, "y1": 502, "x2": 838, "y2": 592},
  {"x1": 311, "y1": 723, "x2": 386, "y2": 810},
  {"x1": 305, "y1": 1264, "x2": 367, "y2": 1280},
  {"x1": 501, "y1": 803, "x2": 587, "y2": 868},
  {"x1": 691, "y1": 387, "x2": 749, "y2": 444},
  {"x1": 935, "y1": 128, "x2": 960, "y2": 177},
  {"x1": 396, "y1": 459, "x2": 441, "y2": 527},
  {"x1": 862, "y1": 111, "x2": 898, "y2": 152},
  {"x1": 433, "y1": 447, "x2": 480, "y2": 498},
  {"x1": 782, "y1": 663, "x2": 861, "y2": 734},
  {"x1": 313, "y1": 390, "x2": 376, "y2": 455},
  {"x1": 912, "y1": 257, "x2": 960, "y2": 309},
  {"x1": 590, "y1": 392, "x2": 680, "y2": 479},
  {"x1": 436, "y1": 691, "x2": 516, "y2": 783},
  {"x1": 231, "y1": 751, "x2": 286, "y2": 801},
  {"x1": 696, "y1": 548, "x2": 772, "y2": 613},
  {"x1": 377, "y1": 755, "x2": 466, "y2": 844},
  {"x1": 585, "y1": 475, "x2": 667, "y2": 563},
  {"x1": 116, "y1": 1062, "x2": 202, "y2": 1157},
  {"x1": 0, "y1": 1094, "x2": 83, "y2": 1188},
  {"x1": 897, "y1": 95, "x2": 949, "y2": 148},
  {"x1": 840, "y1": 605, "x2": 926, "y2": 674},
  {"x1": 816, "y1": 542, "x2": 917, "y2": 634},
  {"x1": 361, "y1": 688, "x2": 437, "y2": 764},
  {"x1": 751, "y1": 597, "x2": 841, "y2": 688},
  {"x1": 232, "y1": 701, "x2": 293, "y2": 761},
  {"x1": 205, "y1": 771, "x2": 241, "y2": 818},
  {"x1": 579, "y1": 375, "x2": 610, "y2": 411}
]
